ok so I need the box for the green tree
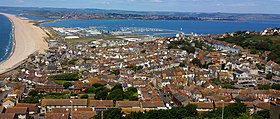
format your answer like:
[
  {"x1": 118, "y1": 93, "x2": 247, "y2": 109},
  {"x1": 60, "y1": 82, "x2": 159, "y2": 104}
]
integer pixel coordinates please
[
  {"x1": 92, "y1": 83, "x2": 104, "y2": 88},
  {"x1": 94, "y1": 90, "x2": 108, "y2": 100},
  {"x1": 92, "y1": 108, "x2": 123, "y2": 119},
  {"x1": 202, "y1": 102, "x2": 247, "y2": 119},
  {"x1": 81, "y1": 94, "x2": 89, "y2": 99},
  {"x1": 85, "y1": 87, "x2": 96, "y2": 93},
  {"x1": 271, "y1": 83, "x2": 280, "y2": 90},
  {"x1": 179, "y1": 62, "x2": 186, "y2": 67},
  {"x1": 107, "y1": 89, "x2": 124, "y2": 101},
  {"x1": 191, "y1": 58, "x2": 202, "y2": 67},
  {"x1": 63, "y1": 82, "x2": 73, "y2": 89},
  {"x1": 258, "y1": 84, "x2": 271, "y2": 90},
  {"x1": 253, "y1": 110, "x2": 270, "y2": 119},
  {"x1": 111, "y1": 69, "x2": 120, "y2": 75},
  {"x1": 28, "y1": 90, "x2": 39, "y2": 97},
  {"x1": 250, "y1": 49, "x2": 257, "y2": 54},
  {"x1": 266, "y1": 73, "x2": 273, "y2": 80}
]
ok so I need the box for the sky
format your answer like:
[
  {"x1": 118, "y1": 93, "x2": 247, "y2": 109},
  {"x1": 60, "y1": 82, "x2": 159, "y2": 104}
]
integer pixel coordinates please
[{"x1": 1, "y1": 0, "x2": 280, "y2": 14}]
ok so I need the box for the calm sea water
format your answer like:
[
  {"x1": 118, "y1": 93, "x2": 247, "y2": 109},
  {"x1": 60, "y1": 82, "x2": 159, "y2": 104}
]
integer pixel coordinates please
[
  {"x1": 41, "y1": 19, "x2": 280, "y2": 35},
  {"x1": 0, "y1": 14, "x2": 13, "y2": 63}
]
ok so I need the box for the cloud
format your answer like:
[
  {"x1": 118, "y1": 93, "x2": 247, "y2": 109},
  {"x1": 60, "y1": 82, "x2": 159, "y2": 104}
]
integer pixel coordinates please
[
  {"x1": 128, "y1": 0, "x2": 163, "y2": 3},
  {"x1": 17, "y1": 0, "x2": 24, "y2": 2}
]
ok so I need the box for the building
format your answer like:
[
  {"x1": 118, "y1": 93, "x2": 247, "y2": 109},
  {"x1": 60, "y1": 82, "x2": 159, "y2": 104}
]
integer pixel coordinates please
[
  {"x1": 5, "y1": 107, "x2": 29, "y2": 119},
  {"x1": 270, "y1": 99, "x2": 280, "y2": 119},
  {"x1": 40, "y1": 99, "x2": 88, "y2": 113},
  {"x1": 89, "y1": 100, "x2": 114, "y2": 112}
]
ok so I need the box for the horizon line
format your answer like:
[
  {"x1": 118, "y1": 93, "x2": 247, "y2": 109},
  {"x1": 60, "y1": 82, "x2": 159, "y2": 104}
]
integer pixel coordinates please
[{"x1": 1, "y1": 5, "x2": 280, "y2": 15}]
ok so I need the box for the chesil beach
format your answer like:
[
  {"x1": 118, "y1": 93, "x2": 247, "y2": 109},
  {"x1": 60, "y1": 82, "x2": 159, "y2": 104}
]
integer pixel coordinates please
[{"x1": 0, "y1": 13, "x2": 48, "y2": 74}]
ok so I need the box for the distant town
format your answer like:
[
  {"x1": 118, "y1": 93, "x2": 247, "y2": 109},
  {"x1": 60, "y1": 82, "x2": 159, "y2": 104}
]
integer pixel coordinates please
[
  {"x1": 0, "y1": 16, "x2": 280, "y2": 119},
  {"x1": 2, "y1": 6, "x2": 280, "y2": 21}
]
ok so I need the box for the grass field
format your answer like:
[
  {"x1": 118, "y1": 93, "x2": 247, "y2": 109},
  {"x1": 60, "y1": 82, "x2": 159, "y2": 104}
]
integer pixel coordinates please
[{"x1": 64, "y1": 35, "x2": 124, "y2": 43}]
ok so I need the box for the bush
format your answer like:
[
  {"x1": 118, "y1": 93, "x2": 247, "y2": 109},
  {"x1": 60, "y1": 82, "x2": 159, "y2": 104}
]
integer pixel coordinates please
[
  {"x1": 81, "y1": 94, "x2": 89, "y2": 99},
  {"x1": 63, "y1": 82, "x2": 73, "y2": 89},
  {"x1": 49, "y1": 73, "x2": 81, "y2": 81},
  {"x1": 28, "y1": 90, "x2": 39, "y2": 97}
]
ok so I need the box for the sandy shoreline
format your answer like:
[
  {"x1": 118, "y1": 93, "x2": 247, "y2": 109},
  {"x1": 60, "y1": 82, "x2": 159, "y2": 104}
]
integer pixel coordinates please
[{"x1": 0, "y1": 13, "x2": 49, "y2": 74}]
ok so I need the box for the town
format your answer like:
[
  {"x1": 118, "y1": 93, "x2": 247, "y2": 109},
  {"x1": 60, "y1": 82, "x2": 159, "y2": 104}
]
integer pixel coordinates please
[{"x1": 0, "y1": 27, "x2": 280, "y2": 119}]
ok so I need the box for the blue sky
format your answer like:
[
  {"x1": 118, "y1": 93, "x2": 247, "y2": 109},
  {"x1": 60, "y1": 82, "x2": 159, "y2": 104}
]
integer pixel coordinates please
[{"x1": 1, "y1": 0, "x2": 280, "y2": 14}]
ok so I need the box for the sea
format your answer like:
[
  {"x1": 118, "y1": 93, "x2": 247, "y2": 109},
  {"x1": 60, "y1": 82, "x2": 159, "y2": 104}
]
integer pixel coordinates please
[
  {"x1": 0, "y1": 14, "x2": 14, "y2": 64},
  {"x1": 41, "y1": 19, "x2": 280, "y2": 35},
  {"x1": 1, "y1": 14, "x2": 280, "y2": 63}
]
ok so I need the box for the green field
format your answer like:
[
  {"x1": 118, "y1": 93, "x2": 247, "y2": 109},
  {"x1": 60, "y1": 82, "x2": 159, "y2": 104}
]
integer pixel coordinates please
[
  {"x1": 218, "y1": 34, "x2": 280, "y2": 63},
  {"x1": 64, "y1": 36, "x2": 124, "y2": 43}
]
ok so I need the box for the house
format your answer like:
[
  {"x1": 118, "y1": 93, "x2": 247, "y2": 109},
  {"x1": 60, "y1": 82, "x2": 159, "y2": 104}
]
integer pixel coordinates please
[
  {"x1": 115, "y1": 101, "x2": 141, "y2": 108},
  {"x1": 72, "y1": 111, "x2": 96, "y2": 119},
  {"x1": 89, "y1": 100, "x2": 114, "y2": 112},
  {"x1": 35, "y1": 84, "x2": 65, "y2": 93},
  {"x1": 0, "y1": 106, "x2": 5, "y2": 113},
  {"x1": 0, "y1": 113, "x2": 16, "y2": 119},
  {"x1": 141, "y1": 101, "x2": 167, "y2": 110},
  {"x1": 44, "y1": 113, "x2": 69, "y2": 119},
  {"x1": 265, "y1": 60, "x2": 280, "y2": 76},
  {"x1": 190, "y1": 102, "x2": 214, "y2": 112},
  {"x1": 270, "y1": 99, "x2": 280, "y2": 119},
  {"x1": 214, "y1": 102, "x2": 234, "y2": 108},
  {"x1": 5, "y1": 107, "x2": 29, "y2": 119},
  {"x1": 2, "y1": 97, "x2": 17, "y2": 108},
  {"x1": 40, "y1": 99, "x2": 88, "y2": 113},
  {"x1": 16, "y1": 103, "x2": 39, "y2": 115}
]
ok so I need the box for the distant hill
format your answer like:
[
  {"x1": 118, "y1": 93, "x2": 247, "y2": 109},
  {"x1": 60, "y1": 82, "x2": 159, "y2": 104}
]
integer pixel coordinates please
[{"x1": 1, "y1": 6, "x2": 280, "y2": 20}]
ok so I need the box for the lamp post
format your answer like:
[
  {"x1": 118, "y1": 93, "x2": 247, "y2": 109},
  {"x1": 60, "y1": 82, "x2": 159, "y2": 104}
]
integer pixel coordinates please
[
  {"x1": 70, "y1": 100, "x2": 73, "y2": 119},
  {"x1": 221, "y1": 100, "x2": 224, "y2": 119}
]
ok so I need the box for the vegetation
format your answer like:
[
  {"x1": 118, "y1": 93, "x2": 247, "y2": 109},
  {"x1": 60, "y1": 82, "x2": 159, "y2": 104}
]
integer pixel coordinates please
[
  {"x1": 258, "y1": 83, "x2": 280, "y2": 90},
  {"x1": 85, "y1": 83, "x2": 138, "y2": 101},
  {"x1": 20, "y1": 92, "x2": 72, "y2": 103},
  {"x1": 92, "y1": 103, "x2": 265, "y2": 119},
  {"x1": 110, "y1": 69, "x2": 120, "y2": 75},
  {"x1": 252, "y1": 110, "x2": 270, "y2": 119},
  {"x1": 81, "y1": 94, "x2": 89, "y2": 99},
  {"x1": 92, "y1": 104, "x2": 198, "y2": 119},
  {"x1": 266, "y1": 73, "x2": 273, "y2": 80},
  {"x1": 211, "y1": 78, "x2": 237, "y2": 89},
  {"x1": 65, "y1": 35, "x2": 124, "y2": 43},
  {"x1": 127, "y1": 65, "x2": 143, "y2": 72},
  {"x1": 218, "y1": 34, "x2": 280, "y2": 64},
  {"x1": 49, "y1": 73, "x2": 81, "y2": 81},
  {"x1": 201, "y1": 102, "x2": 247, "y2": 119},
  {"x1": 63, "y1": 82, "x2": 73, "y2": 89}
]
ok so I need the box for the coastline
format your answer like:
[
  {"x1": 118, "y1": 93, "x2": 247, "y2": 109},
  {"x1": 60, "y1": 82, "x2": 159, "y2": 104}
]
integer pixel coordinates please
[
  {"x1": 0, "y1": 15, "x2": 15, "y2": 65},
  {"x1": 0, "y1": 13, "x2": 49, "y2": 74}
]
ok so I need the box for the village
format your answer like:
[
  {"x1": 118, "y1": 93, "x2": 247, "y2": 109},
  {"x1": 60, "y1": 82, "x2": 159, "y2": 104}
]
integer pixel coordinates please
[{"x1": 0, "y1": 27, "x2": 280, "y2": 119}]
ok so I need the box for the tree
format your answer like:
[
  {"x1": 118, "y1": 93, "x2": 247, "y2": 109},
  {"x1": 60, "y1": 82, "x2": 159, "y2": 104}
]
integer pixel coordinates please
[
  {"x1": 253, "y1": 110, "x2": 270, "y2": 119},
  {"x1": 94, "y1": 90, "x2": 108, "y2": 100},
  {"x1": 92, "y1": 83, "x2": 105, "y2": 88},
  {"x1": 63, "y1": 82, "x2": 73, "y2": 89},
  {"x1": 202, "y1": 102, "x2": 247, "y2": 119},
  {"x1": 250, "y1": 49, "x2": 257, "y2": 54},
  {"x1": 182, "y1": 46, "x2": 195, "y2": 54},
  {"x1": 107, "y1": 89, "x2": 124, "y2": 101},
  {"x1": 28, "y1": 90, "x2": 39, "y2": 97},
  {"x1": 191, "y1": 58, "x2": 202, "y2": 67},
  {"x1": 111, "y1": 69, "x2": 120, "y2": 75},
  {"x1": 179, "y1": 62, "x2": 186, "y2": 67},
  {"x1": 266, "y1": 73, "x2": 273, "y2": 80},
  {"x1": 50, "y1": 73, "x2": 81, "y2": 81},
  {"x1": 271, "y1": 83, "x2": 280, "y2": 90},
  {"x1": 92, "y1": 108, "x2": 123, "y2": 119},
  {"x1": 85, "y1": 87, "x2": 96, "y2": 93},
  {"x1": 81, "y1": 94, "x2": 89, "y2": 99}
]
